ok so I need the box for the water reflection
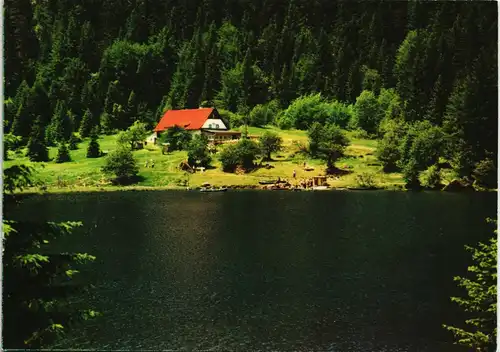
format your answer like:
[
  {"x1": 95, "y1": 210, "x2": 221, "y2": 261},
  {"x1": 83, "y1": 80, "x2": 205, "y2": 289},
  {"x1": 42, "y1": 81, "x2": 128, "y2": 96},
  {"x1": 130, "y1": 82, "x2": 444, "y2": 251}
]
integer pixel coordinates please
[{"x1": 6, "y1": 190, "x2": 495, "y2": 351}]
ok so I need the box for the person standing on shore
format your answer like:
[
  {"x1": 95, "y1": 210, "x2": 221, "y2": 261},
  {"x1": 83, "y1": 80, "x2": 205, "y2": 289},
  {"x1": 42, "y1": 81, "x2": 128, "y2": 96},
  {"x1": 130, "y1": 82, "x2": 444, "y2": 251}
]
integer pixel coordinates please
[{"x1": 293, "y1": 170, "x2": 296, "y2": 178}]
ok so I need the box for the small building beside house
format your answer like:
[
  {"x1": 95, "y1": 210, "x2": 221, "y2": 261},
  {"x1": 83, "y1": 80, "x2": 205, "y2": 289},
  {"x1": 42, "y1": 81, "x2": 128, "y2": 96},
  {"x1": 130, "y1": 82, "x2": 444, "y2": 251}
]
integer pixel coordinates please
[
  {"x1": 145, "y1": 133, "x2": 157, "y2": 145},
  {"x1": 151, "y1": 107, "x2": 242, "y2": 145}
]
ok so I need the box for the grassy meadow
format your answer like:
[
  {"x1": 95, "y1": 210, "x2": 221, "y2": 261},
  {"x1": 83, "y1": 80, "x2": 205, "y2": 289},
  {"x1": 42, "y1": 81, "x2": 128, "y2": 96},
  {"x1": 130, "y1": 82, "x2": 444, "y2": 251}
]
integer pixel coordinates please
[{"x1": 4, "y1": 126, "x2": 407, "y2": 192}]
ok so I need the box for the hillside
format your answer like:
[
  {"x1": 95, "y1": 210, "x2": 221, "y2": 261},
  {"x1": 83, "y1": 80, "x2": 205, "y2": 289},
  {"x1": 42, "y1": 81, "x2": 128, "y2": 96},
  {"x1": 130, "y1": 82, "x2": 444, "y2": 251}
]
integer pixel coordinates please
[
  {"x1": 5, "y1": 126, "x2": 414, "y2": 192},
  {"x1": 4, "y1": 0, "x2": 497, "y2": 190}
]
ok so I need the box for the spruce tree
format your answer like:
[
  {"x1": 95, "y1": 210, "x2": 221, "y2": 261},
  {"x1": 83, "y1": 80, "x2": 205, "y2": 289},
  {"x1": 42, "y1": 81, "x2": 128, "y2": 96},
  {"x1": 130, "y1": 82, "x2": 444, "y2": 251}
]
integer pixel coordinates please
[
  {"x1": 46, "y1": 100, "x2": 73, "y2": 144},
  {"x1": 26, "y1": 116, "x2": 49, "y2": 162},
  {"x1": 55, "y1": 143, "x2": 71, "y2": 163},
  {"x1": 86, "y1": 130, "x2": 101, "y2": 158},
  {"x1": 68, "y1": 133, "x2": 79, "y2": 150},
  {"x1": 10, "y1": 80, "x2": 32, "y2": 137},
  {"x1": 79, "y1": 108, "x2": 93, "y2": 138},
  {"x1": 125, "y1": 90, "x2": 137, "y2": 123}
]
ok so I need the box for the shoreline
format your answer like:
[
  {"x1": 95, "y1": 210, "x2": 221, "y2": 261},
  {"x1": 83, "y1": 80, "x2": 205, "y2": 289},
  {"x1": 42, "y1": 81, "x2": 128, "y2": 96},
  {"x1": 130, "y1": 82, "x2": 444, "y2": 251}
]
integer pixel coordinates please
[{"x1": 13, "y1": 183, "x2": 495, "y2": 195}]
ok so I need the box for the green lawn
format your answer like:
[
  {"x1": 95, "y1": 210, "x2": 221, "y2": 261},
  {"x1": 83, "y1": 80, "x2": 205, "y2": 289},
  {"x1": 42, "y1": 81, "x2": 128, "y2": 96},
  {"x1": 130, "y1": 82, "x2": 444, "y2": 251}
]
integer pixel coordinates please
[{"x1": 4, "y1": 126, "x2": 406, "y2": 192}]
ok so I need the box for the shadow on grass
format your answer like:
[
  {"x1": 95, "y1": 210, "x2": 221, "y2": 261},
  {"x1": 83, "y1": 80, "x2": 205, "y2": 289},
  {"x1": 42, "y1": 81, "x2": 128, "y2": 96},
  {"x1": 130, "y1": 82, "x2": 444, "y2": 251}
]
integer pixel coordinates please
[
  {"x1": 110, "y1": 174, "x2": 146, "y2": 186},
  {"x1": 326, "y1": 167, "x2": 353, "y2": 176}
]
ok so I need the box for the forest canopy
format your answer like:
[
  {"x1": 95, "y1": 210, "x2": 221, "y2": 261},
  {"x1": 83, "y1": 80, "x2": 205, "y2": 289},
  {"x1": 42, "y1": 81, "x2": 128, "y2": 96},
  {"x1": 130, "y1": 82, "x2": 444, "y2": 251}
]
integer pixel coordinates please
[{"x1": 4, "y1": 0, "x2": 498, "y2": 181}]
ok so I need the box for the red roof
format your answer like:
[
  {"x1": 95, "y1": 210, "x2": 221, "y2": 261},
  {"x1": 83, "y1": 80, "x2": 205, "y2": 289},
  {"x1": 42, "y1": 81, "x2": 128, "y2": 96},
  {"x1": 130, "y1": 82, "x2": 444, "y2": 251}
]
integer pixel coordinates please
[{"x1": 154, "y1": 108, "x2": 214, "y2": 132}]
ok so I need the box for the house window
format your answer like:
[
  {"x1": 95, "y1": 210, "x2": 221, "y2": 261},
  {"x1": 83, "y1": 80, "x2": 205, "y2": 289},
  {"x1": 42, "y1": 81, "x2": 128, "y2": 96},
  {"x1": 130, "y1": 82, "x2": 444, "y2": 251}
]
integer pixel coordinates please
[{"x1": 215, "y1": 124, "x2": 220, "y2": 129}]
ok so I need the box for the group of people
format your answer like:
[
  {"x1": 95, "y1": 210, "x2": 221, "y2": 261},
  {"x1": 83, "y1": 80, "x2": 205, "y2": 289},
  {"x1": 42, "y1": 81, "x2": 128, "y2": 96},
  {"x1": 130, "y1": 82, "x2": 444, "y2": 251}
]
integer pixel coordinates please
[
  {"x1": 144, "y1": 159, "x2": 155, "y2": 168},
  {"x1": 298, "y1": 178, "x2": 317, "y2": 189}
]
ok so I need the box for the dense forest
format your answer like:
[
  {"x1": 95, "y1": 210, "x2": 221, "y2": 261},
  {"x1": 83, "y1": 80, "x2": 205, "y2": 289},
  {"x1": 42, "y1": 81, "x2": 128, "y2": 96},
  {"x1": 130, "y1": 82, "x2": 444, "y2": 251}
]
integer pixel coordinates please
[{"x1": 4, "y1": 0, "x2": 498, "y2": 184}]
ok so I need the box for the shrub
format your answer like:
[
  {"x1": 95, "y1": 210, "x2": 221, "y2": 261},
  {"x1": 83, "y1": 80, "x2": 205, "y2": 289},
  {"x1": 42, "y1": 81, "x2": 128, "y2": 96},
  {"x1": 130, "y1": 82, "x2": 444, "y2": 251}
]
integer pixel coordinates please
[
  {"x1": 4, "y1": 134, "x2": 22, "y2": 160},
  {"x1": 249, "y1": 100, "x2": 281, "y2": 127},
  {"x1": 353, "y1": 90, "x2": 384, "y2": 135},
  {"x1": 402, "y1": 158, "x2": 420, "y2": 189},
  {"x1": 325, "y1": 100, "x2": 353, "y2": 128},
  {"x1": 398, "y1": 121, "x2": 444, "y2": 175},
  {"x1": 420, "y1": 164, "x2": 442, "y2": 189},
  {"x1": 218, "y1": 145, "x2": 240, "y2": 172},
  {"x1": 249, "y1": 104, "x2": 272, "y2": 127},
  {"x1": 376, "y1": 119, "x2": 408, "y2": 172},
  {"x1": 101, "y1": 147, "x2": 139, "y2": 183},
  {"x1": 356, "y1": 172, "x2": 376, "y2": 188},
  {"x1": 350, "y1": 128, "x2": 371, "y2": 140},
  {"x1": 187, "y1": 134, "x2": 212, "y2": 167},
  {"x1": 218, "y1": 138, "x2": 260, "y2": 172},
  {"x1": 472, "y1": 158, "x2": 497, "y2": 189},
  {"x1": 55, "y1": 143, "x2": 71, "y2": 163},
  {"x1": 278, "y1": 93, "x2": 333, "y2": 130},
  {"x1": 235, "y1": 138, "x2": 260, "y2": 169}
]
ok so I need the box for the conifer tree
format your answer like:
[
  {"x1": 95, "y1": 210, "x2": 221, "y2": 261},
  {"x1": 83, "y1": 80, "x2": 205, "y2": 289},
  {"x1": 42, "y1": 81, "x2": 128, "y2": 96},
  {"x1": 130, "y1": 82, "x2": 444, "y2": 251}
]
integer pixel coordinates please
[
  {"x1": 86, "y1": 129, "x2": 101, "y2": 158},
  {"x1": 68, "y1": 133, "x2": 79, "y2": 150},
  {"x1": 11, "y1": 80, "x2": 33, "y2": 137},
  {"x1": 26, "y1": 116, "x2": 49, "y2": 162},
  {"x1": 125, "y1": 90, "x2": 137, "y2": 123},
  {"x1": 79, "y1": 108, "x2": 93, "y2": 138},
  {"x1": 55, "y1": 142, "x2": 71, "y2": 163}
]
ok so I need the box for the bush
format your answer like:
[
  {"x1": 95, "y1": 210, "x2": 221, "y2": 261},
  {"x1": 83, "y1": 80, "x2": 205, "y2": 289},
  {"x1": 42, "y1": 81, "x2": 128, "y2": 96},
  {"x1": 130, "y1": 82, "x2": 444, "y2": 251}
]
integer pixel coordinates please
[
  {"x1": 218, "y1": 145, "x2": 240, "y2": 172},
  {"x1": 218, "y1": 138, "x2": 260, "y2": 172},
  {"x1": 249, "y1": 104, "x2": 272, "y2": 127},
  {"x1": 278, "y1": 93, "x2": 330, "y2": 130},
  {"x1": 187, "y1": 134, "x2": 212, "y2": 167},
  {"x1": 353, "y1": 90, "x2": 384, "y2": 135},
  {"x1": 249, "y1": 101, "x2": 281, "y2": 127},
  {"x1": 376, "y1": 119, "x2": 408, "y2": 172},
  {"x1": 402, "y1": 158, "x2": 420, "y2": 189},
  {"x1": 472, "y1": 158, "x2": 497, "y2": 189},
  {"x1": 101, "y1": 147, "x2": 139, "y2": 183},
  {"x1": 4, "y1": 134, "x2": 22, "y2": 160},
  {"x1": 325, "y1": 100, "x2": 353, "y2": 128},
  {"x1": 355, "y1": 172, "x2": 376, "y2": 188},
  {"x1": 420, "y1": 164, "x2": 442, "y2": 189},
  {"x1": 55, "y1": 143, "x2": 71, "y2": 163},
  {"x1": 398, "y1": 121, "x2": 444, "y2": 175},
  {"x1": 350, "y1": 128, "x2": 371, "y2": 140},
  {"x1": 277, "y1": 94, "x2": 353, "y2": 130}
]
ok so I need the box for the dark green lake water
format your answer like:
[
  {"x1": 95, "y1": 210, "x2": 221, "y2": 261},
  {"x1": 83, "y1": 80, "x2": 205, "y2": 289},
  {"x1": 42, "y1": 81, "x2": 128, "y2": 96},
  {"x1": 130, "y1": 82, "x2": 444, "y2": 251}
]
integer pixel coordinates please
[{"x1": 7, "y1": 190, "x2": 497, "y2": 351}]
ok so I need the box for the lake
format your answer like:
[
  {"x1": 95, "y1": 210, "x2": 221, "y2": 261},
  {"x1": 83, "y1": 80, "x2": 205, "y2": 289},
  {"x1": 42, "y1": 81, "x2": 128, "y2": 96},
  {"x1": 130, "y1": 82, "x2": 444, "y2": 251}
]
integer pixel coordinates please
[{"x1": 6, "y1": 190, "x2": 497, "y2": 351}]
